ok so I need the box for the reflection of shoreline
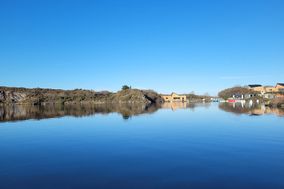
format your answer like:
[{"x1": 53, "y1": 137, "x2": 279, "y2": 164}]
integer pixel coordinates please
[
  {"x1": 162, "y1": 102, "x2": 211, "y2": 111},
  {"x1": 0, "y1": 102, "x2": 212, "y2": 123},
  {"x1": 161, "y1": 102, "x2": 187, "y2": 111},
  {"x1": 1, "y1": 102, "x2": 283, "y2": 123},
  {"x1": 219, "y1": 102, "x2": 284, "y2": 117},
  {"x1": 0, "y1": 103, "x2": 161, "y2": 122}
]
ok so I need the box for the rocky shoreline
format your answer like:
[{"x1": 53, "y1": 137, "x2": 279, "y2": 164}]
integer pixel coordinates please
[{"x1": 0, "y1": 86, "x2": 163, "y2": 106}]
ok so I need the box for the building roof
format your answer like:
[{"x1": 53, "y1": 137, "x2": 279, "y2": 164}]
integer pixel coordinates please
[
  {"x1": 248, "y1": 84, "x2": 262, "y2": 88},
  {"x1": 277, "y1": 83, "x2": 284, "y2": 86}
]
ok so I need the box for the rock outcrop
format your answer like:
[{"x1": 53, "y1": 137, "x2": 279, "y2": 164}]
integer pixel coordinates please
[
  {"x1": 110, "y1": 89, "x2": 163, "y2": 104},
  {"x1": 0, "y1": 86, "x2": 163, "y2": 106},
  {"x1": 0, "y1": 90, "x2": 27, "y2": 103}
]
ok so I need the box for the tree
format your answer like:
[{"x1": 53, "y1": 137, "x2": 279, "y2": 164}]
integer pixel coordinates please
[{"x1": 122, "y1": 85, "x2": 131, "y2": 90}]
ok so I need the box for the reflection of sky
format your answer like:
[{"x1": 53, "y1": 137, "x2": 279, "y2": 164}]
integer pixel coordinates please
[{"x1": 0, "y1": 104, "x2": 284, "y2": 188}]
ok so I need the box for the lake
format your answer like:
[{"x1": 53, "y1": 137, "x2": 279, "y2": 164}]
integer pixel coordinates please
[{"x1": 0, "y1": 103, "x2": 284, "y2": 189}]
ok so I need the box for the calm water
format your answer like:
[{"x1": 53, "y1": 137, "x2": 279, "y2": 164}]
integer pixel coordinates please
[{"x1": 0, "y1": 103, "x2": 284, "y2": 189}]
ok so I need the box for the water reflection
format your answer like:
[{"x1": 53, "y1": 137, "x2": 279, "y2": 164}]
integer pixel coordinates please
[
  {"x1": 162, "y1": 102, "x2": 211, "y2": 111},
  {"x1": 219, "y1": 102, "x2": 284, "y2": 117},
  {"x1": 0, "y1": 103, "x2": 161, "y2": 122},
  {"x1": 161, "y1": 102, "x2": 187, "y2": 110},
  {"x1": 1, "y1": 102, "x2": 284, "y2": 122}
]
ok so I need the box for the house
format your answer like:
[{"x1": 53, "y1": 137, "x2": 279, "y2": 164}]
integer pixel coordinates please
[
  {"x1": 246, "y1": 83, "x2": 284, "y2": 99},
  {"x1": 275, "y1": 83, "x2": 284, "y2": 92},
  {"x1": 248, "y1": 84, "x2": 283, "y2": 94},
  {"x1": 162, "y1": 93, "x2": 187, "y2": 102},
  {"x1": 264, "y1": 86, "x2": 277, "y2": 93},
  {"x1": 248, "y1": 84, "x2": 265, "y2": 94}
]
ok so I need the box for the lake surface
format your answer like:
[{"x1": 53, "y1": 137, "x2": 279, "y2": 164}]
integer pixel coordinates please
[{"x1": 0, "y1": 103, "x2": 284, "y2": 189}]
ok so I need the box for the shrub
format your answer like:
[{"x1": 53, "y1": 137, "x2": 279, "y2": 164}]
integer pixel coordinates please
[{"x1": 122, "y1": 85, "x2": 131, "y2": 90}]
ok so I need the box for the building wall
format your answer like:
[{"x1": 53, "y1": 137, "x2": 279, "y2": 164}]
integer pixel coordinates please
[
  {"x1": 162, "y1": 93, "x2": 187, "y2": 102},
  {"x1": 264, "y1": 87, "x2": 276, "y2": 93},
  {"x1": 275, "y1": 84, "x2": 284, "y2": 92},
  {"x1": 162, "y1": 95, "x2": 172, "y2": 102},
  {"x1": 250, "y1": 85, "x2": 284, "y2": 93},
  {"x1": 251, "y1": 86, "x2": 265, "y2": 93}
]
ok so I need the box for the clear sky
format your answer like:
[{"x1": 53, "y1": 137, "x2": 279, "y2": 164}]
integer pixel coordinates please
[{"x1": 0, "y1": 0, "x2": 283, "y2": 95}]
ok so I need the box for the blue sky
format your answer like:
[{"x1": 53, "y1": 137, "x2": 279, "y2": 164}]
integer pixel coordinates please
[{"x1": 0, "y1": 0, "x2": 283, "y2": 95}]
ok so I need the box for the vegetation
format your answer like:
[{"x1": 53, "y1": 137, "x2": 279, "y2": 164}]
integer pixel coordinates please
[
  {"x1": 0, "y1": 86, "x2": 162, "y2": 106},
  {"x1": 185, "y1": 93, "x2": 211, "y2": 103},
  {"x1": 218, "y1": 87, "x2": 258, "y2": 100},
  {"x1": 122, "y1": 85, "x2": 131, "y2": 90},
  {"x1": 0, "y1": 103, "x2": 161, "y2": 122},
  {"x1": 266, "y1": 97, "x2": 284, "y2": 108}
]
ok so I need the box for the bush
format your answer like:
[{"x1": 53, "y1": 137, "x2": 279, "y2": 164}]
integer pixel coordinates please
[{"x1": 122, "y1": 85, "x2": 131, "y2": 90}]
